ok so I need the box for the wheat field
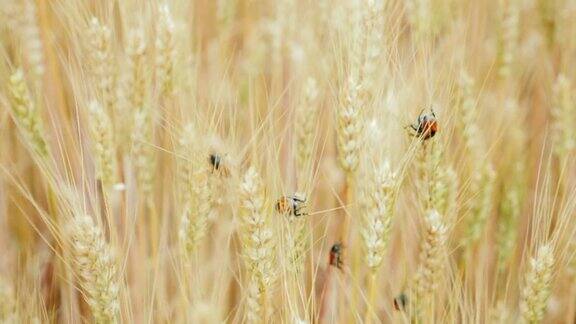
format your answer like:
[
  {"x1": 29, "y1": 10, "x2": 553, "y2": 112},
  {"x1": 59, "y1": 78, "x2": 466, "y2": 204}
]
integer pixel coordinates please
[{"x1": 0, "y1": 0, "x2": 575, "y2": 323}]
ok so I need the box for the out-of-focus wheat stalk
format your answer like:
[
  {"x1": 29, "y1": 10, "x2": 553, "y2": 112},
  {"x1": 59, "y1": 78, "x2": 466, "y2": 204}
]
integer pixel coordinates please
[
  {"x1": 125, "y1": 28, "x2": 148, "y2": 114},
  {"x1": 8, "y1": 69, "x2": 49, "y2": 159},
  {"x1": 88, "y1": 100, "x2": 117, "y2": 190},
  {"x1": 87, "y1": 17, "x2": 117, "y2": 118},
  {"x1": 155, "y1": 3, "x2": 177, "y2": 99},
  {"x1": 497, "y1": 0, "x2": 519, "y2": 78},
  {"x1": 551, "y1": 74, "x2": 575, "y2": 167},
  {"x1": 179, "y1": 125, "x2": 213, "y2": 257},
  {"x1": 0, "y1": 278, "x2": 17, "y2": 322},
  {"x1": 458, "y1": 71, "x2": 496, "y2": 251},
  {"x1": 131, "y1": 108, "x2": 155, "y2": 197},
  {"x1": 122, "y1": 28, "x2": 148, "y2": 147},
  {"x1": 295, "y1": 76, "x2": 319, "y2": 184},
  {"x1": 412, "y1": 210, "x2": 448, "y2": 316},
  {"x1": 16, "y1": 0, "x2": 45, "y2": 87}
]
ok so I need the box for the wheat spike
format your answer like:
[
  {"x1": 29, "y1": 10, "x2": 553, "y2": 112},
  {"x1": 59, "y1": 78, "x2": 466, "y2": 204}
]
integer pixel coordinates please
[{"x1": 70, "y1": 215, "x2": 119, "y2": 324}]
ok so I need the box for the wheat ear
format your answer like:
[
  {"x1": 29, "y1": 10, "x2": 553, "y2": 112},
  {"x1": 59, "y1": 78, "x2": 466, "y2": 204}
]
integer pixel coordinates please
[
  {"x1": 8, "y1": 68, "x2": 49, "y2": 158},
  {"x1": 362, "y1": 161, "x2": 397, "y2": 323},
  {"x1": 155, "y1": 3, "x2": 177, "y2": 99},
  {"x1": 178, "y1": 165, "x2": 212, "y2": 257},
  {"x1": 239, "y1": 167, "x2": 276, "y2": 322},
  {"x1": 87, "y1": 17, "x2": 117, "y2": 117},
  {"x1": 69, "y1": 215, "x2": 119, "y2": 324},
  {"x1": 413, "y1": 210, "x2": 448, "y2": 310},
  {"x1": 520, "y1": 244, "x2": 554, "y2": 323},
  {"x1": 88, "y1": 100, "x2": 117, "y2": 190}
]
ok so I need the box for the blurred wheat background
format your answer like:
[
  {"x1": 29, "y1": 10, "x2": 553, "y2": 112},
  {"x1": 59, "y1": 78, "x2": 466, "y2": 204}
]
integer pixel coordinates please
[{"x1": 0, "y1": 0, "x2": 575, "y2": 323}]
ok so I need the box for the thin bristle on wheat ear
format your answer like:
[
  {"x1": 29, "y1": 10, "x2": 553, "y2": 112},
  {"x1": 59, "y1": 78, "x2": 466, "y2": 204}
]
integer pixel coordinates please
[
  {"x1": 69, "y1": 215, "x2": 119, "y2": 324},
  {"x1": 239, "y1": 167, "x2": 276, "y2": 322},
  {"x1": 520, "y1": 243, "x2": 555, "y2": 323}
]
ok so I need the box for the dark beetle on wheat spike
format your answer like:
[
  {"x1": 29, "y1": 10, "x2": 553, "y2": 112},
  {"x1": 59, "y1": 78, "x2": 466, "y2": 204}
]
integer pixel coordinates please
[
  {"x1": 208, "y1": 153, "x2": 230, "y2": 176},
  {"x1": 407, "y1": 109, "x2": 438, "y2": 140},
  {"x1": 275, "y1": 193, "x2": 307, "y2": 218},
  {"x1": 209, "y1": 153, "x2": 221, "y2": 171},
  {"x1": 393, "y1": 293, "x2": 408, "y2": 311},
  {"x1": 329, "y1": 243, "x2": 343, "y2": 270}
]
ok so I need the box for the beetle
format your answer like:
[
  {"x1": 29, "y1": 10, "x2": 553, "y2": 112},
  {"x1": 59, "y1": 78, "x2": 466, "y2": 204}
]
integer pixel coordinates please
[
  {"x1": 407, "y1": 109, "x2": 438, "y2": 140},
  {"x1": 329, "y1": 243, "x2": 344, "y2": 269},
  {"x1": 275, "y1": 194, "x2": 308, "y2": 218}
]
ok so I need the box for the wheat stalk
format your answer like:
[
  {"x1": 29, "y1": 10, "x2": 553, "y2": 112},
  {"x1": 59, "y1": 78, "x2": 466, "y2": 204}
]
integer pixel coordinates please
[
  {"x1": 295, "y1": 76, "x2": 319, "y2": 181},
  {"x1": 8, "y1": 68, "x2": 49, "y2": 158},
  {"x1": 361, "y1": 160, "x2": 397, "y2": 322},
  {"x1": 87, "y1": 17, "x2": 117, "y2": 117},
  {"x1": 18, "y1": 0, "x2": 45, "y2": 86},
  {"x1": 131, "y1": 108, "x2": 155, "y2": 197},
  {"x1": 125, "y1": 28, "x2": 148, "y2": 113},
  {"x1": 520, "y1": 243, "x2": 554, "y2": 323},
  {"x1": 361, "y1": 161, "x2": 397, "y2": 271},
  {"x1": 155, "y1": 3, "x2": 177, "y2": 99},
  {"x1": 69, "y1": 215, "x2": 119, "y2": 324},
  {"x1": 88, "y1": 100, "x2": 117, "y2": 190},
  {"x1": 497, "y1": 0, "x2": 519, "y2": 78},
  {"x1": 464, "y1": 164, "x2": 496, "y2": 246},
  {"x1": 178, "y1": 165, "x2": 212, "y2": 257},
  {"x1": 551, "y1": 74, "x2": 575, "y2": 165},
  {"x1": 239, "y1": 167, "x2": 276, "y2": 322},
  {"x1": 413, "y1": 210, "x2": 448, "y2": 310},
  {"x1": 0, "y1": 278, "x2": 17, "y2": 322},
  {"x1": 121, "y1": 28, "x2": 148, "y2": 146}
]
